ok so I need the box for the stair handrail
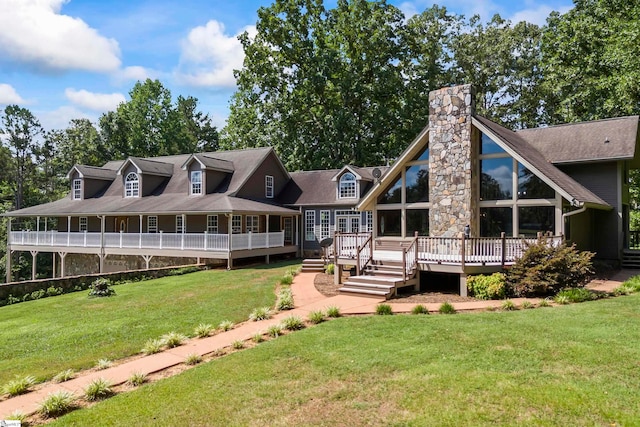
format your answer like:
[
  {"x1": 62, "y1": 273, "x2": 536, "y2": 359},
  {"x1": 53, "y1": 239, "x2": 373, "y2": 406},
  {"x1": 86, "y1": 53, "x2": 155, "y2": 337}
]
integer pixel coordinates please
[
  {"x1": 402, "y1": 232, "x2": 419, "y2": 283},
  {"x1": 355, "y1": 232, "x2": 373, "y2": 275}
]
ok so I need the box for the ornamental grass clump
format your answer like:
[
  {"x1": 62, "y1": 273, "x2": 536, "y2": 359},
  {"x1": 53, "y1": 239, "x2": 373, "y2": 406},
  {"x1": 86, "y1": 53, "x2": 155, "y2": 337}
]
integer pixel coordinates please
[
  {"x1": 232, "y1": 340, "x2": 245, "y2": 350},
  {"x1": 95, "y1": 358, "x2": 113, "y2": 370},
  {"x1": 325, "y1": 306, "x2": 341, "y2": 318},
  {"x1": 281, "y1": 315, "x2": 305, "y2": 331},
  {"x1": 501, "y1": 300, "x2": 517, "y2": 311},
  {"x1": 218, "y1": 320, "x2": 234, "y2": 331},
  {"x1": 277, "y1": 289, "x2": 294, "y2": 310},
  {"x1": 267, "y1": 324, "x2": 283, "y2": 338},
  {"x1": 53, "y1": 369, "x2": 75, "y2": 383},
  {"x1": 127, "y1": 372, "x2": 147, "y2": 387},
  {"x1": 38, "y1": 390, "x2": 76, "y2": 418},
  {"x1": 2, "y1": 375, "x2": 36, "y2": 397},
  {"x1": 555, "y1": 288, "x2": 596, "y2": 303},
  {"x1": 280, "y1": 273, "x2": 294, "y2": 286},
  {"x1": 614, "y1": 276, "x2": 640, "y2": 295},
  {"x1": 161, "y1": 332, "x2": 187, "y2": 348},
  {"x1": 411, "y1": 304, "x2": 429, "y2": 315},
  {"x1": 141, "y1": 338, "x2": 164, "y2": 355},
  {"x1": 438, "y1": 302, "x2": 456, "y2": 314},
  {"x1": 184, "y1": 353, "x2": 202, "y2": 365},
  {"x1": 308, "y1": 310, "x2": 325, "y2": 324},
  {"x1": 375, "y1": 303, "x2": 393, "y2": 315},
  {"x1": 84, "y1": 378, "x2": 113, "y2": 401},
  {"x1": 249, "y1": 306, "x2": 273, "y2": 321},
  {"x1": 194, "y1": 323, "x2": 214, "y2": 338},
  {"x1": 520, "y1": 300, "x2": 534, "y2": 309}
]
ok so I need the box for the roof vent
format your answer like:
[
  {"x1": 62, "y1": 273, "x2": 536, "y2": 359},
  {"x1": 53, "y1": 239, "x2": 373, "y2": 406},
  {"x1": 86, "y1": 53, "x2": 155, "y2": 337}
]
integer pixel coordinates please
[{"x1": 604, "y1": 137, "x2": 610, "y2": 143}]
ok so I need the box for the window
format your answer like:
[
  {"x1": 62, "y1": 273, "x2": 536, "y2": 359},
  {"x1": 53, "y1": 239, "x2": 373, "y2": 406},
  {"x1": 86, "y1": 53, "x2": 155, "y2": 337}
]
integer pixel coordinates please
[
  {"x1": 246, "y1": 215, "x2": 259, "y2": 233},
  {"x1": 176, "y1": 215, "x2": 185, "y2": 233},
  {"x1": 232, "y1": 215, "x2": 242, "y2": 234},
  {"x1": 377, "y1": 210, "x2": 401, "y2": 236},
  {"x1": 406, "y1": 210, "x2": 429, "y2": 235},
  {"x1": 320, "y1": 210, "x2": 330, "y2": 239},
  {"x1": 191, "y1": 170, "x2": 202, "y2": 195},
  {"x1": 406, "y1": 164, "x2": 429, "y2": 203},
  {"x1": 519, "y1": 206, "x2": 554, "y2": 237},
  {"x1": 125, "y1": 172, "x2": 140, "y2": 198},
  {"x1": 265, "y1": 175, "x2": 274, "y2": 198},
  {"x1": 480, "y1": 157, "x2": 513, "y2": 200},
  {"x1": 339, "y1": 173, "x2": 357, "y2": 199},
  {"x1": 480, "y1": 207, "x2": 513, "y2": 237},
  {"x1": 79, "y1": 217, "x2": 88, "y2": 232},
  {"x1": 73, "y1": 179, "x2": 82, "y2": 200},
  {"x1": 365, "y1": 211, "x2": 373, "y2": 232},
  {"x1": 335, "y1": 210, "x2": 360, "y2": 233},
  {"x1": 147, "y1": 216, "x2": 158, "y2": 233},
  {"x1": 518, "y1": 164, "x2": 554, "y2": 199},
  {"x1": 379, "y1": 176, "x2": 402, "y2": 204},
  {"x1": 305, "y1": 210, "x2": 316, "y2": 241},
  {"x1": 207, "y1": 215, "x2": 218, "y2": 233}
]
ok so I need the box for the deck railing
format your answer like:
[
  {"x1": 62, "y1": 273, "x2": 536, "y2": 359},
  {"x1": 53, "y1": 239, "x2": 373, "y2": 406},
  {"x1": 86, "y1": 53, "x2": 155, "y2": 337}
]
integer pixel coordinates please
[
  {"x1": 355, "y1": 233, "x2": 373, "y2": 275},
  {"x1": 9, "y1": 230, "x2": 286, "y2": 252},
  {"x1": 403, "y1": 233, "x2": 419, "y2": 282}
]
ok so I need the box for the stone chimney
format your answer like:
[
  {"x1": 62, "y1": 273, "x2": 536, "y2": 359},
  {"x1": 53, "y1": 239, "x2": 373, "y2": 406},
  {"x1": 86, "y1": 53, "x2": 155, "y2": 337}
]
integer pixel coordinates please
[{"x1": 428, "y1": 84, "x2": 476, "y2": 237}]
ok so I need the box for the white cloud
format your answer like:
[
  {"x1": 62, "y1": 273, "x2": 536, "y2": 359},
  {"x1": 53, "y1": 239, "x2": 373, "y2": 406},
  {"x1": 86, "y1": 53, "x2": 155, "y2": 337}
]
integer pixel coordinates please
[
  {"x1": 0, "y1": 83, "x2": 26, "y2": 105},
  {"x1": 65, "y1": 88, "x2": 125, "y2": 112},
  {"x1": 510, "y1": 4, "x2": 572, "y2": 26},
  {"x1": 38, "y1": 105, "x2": 96, "y2": 131},
  {"x1": 398, "y1": 1, "x2": 419, "y2": 19},
  {"x1": 176, "y1": 20, "x2": 256, "y2": 88},
  {"x1": 0, "y1": 0, "x2": 121, "y2": 72},
  {"x1": 116, "y1": 66, "x2": 153, "y2": 82}
]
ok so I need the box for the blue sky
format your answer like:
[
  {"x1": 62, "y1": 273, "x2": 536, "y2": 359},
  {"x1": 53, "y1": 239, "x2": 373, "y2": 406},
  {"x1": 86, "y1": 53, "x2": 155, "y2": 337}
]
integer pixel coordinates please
[{"x1": 0, "y1": 0, "x2": 574, "y2": 132}]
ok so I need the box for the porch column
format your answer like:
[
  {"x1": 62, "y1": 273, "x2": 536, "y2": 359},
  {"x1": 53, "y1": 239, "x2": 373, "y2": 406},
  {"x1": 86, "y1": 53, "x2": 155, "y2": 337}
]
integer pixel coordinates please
[
  {"x1": 67, "y1": 216, "x2": 71, "y2": 246},
  {"x1": 265, "y1": 214, "x2": 270, "y2": 264},
  {"x1": 30, "y1": 250, "x2": 38, "y2": 280},
  {"x1": 227, "y1": 214, "x2": 233, "y2": 270},
  {"x1": 52, "y1": 252, "x2": 56, "y2": 278},
  {"x1": 139, "y1": 214, "x2": 143, "y2": 233},
  {"x1": 5, "y1": 217, "x2": 11, "y2": 283},
  {"x1": 99, "y1": 215, "x2": 105, "y2": 273}
]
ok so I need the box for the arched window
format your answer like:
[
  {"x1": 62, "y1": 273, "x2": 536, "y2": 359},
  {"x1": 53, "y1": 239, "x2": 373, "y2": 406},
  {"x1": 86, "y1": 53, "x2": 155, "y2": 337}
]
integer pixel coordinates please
[
  {"x1": 125, "y1": 172, "x2": 140, "y2": 198},
  {"x1": 339, "y1": 173, "x2": 357, "y2": 199}
]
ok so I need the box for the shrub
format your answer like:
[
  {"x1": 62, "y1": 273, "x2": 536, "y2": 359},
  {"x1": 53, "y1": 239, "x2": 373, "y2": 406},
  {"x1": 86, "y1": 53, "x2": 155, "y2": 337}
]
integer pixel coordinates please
[
  {"x1": 281, "y1": 315, "x2": 305, "y2": 331},
  {"x1": 141, "y1": 338, "x2": 164, "y2": 355},
  {"x1": 467, "y1": 273, "x2": 507, "y2": 300},
  {"x1": 276, "y1": 289, "x2": 294, "y2": 310},
  {"x1": 127, "y1": 372, "x2": 147, "y2": 387},
  {"x1": 53, "y1": 369, "x2": 75, "y2": 383},
  {"x1": 267, "y1": 324, "x2": 283, "y2": 338},
  {"x1": 280, "y1": 273, "x2": 294, "y2": 286},
  {"x1": 501, "y1": 300, "x2": 517, "y2": 311},
  {"x1": 218, "y1": 320, "x2": 234, "y2": 331},
  {"x1": 30, "y1": 289, "x2": 46, "y2": 300},
  {"x1": 308, "y1": 310, "x2": 325, "y2": 324},
  {"x1": 6, "y1": 295, "x2": 20, "y2": 305},
  {"x1": 325, "y1": 263, "x2": 335, "y2": 275},
  {"x1": 506, "y1": 239, "x2": 594, "y2": 297},
  {"x1": 95, "y1": 359, "x2": 113, "y2": 370},
  {"x1": 88, "y1": 278, "x2": 116, "y2": 297},
  {"x1": 38, "y1": 390, "x2": 76, "y2": 417},
  {"x1": 194, "y1": 323, "x2": 214, "y2": 338},
  {"x1": 375, "y1": 303, "x2": 393, "y2": 315},
  {"x1": 538, "y1": 298, "x2": 552, "y2": 307},
  {"x1": 520, "y1": 300, "x2": 534, "y2": 309},
  {"x1": 161, "y1": 332, "x2": 187, "y2": 348},
  {"x1": 326, "y1": 306, "x2": 341, "y2": 318},
  {"x1": 5, "y1": 411, "x2": 26, "y2": 423},
  {"x1": 249, "y1": 306, "x2": 273, "y2": 321},
  {"x1": 2, "y1": 375, "x2": 36, "y2": 396},
  {"x1": 232, "y1": 340, "x2": 245, "y2": 350},
  {"x1": 554, "y1": 294, "x2": 570, "y2": 305},
  {"x1": 438, "y1": 302, "x2": 456, "y2": 314},
  {"x1": 84, "y1": 378, "x2": 113, "y2": 401},
  {"x1": 411, "y1": 304, "x2": 429, "y2": 315},
  {"x1": 555, "y1": 288, "x2": 595, "y2": 303},
  {"x1": 614, "y1": 276, "x2": 640, "y2": 295},
  {"x1": 46, "y1": 286, "x2": 63, "y2": 297},
  {"x1": 253, "y1": 333, "x2": 264, "y2": 343},
  {"x1": 184, "y1": 353, "x2": 202, "y2": 365}
]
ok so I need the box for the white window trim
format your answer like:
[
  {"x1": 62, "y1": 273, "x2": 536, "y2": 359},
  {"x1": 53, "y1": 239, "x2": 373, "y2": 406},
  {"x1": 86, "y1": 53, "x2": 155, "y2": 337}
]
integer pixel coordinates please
[
  {"x1": 232, "y1": 215, "x2": 242, "y2": 234},
  {"x1": 207, "y1": 215, "x2": 218, "y2": 233},
  {"x1": 320, "y1": 210, "x2": 330, "y2": 240},
  {"x1": 73, "y1": 179, "x2": 82, "y2": 200},
  {"x1": 305, "y1": 210, "x2": 316, "y2": 241},
  {"x1": 79, "y1": 216, "x2": 88, "y2": 232},
  {"x1": 190, "y1": 170, "x2": 203, "y2": 195},
  {"x1": 338, "y1": 172, "x2": 358, "y2": 199},
  {"x1": 147, "y1": 216, "x2": 158, "y2": 233},
  {"x1": 265, "y1": 175, "x2": 274, "y2": 198},
  {"x1": 125, "y1": 172, "x2": 140, "y2": 198}
]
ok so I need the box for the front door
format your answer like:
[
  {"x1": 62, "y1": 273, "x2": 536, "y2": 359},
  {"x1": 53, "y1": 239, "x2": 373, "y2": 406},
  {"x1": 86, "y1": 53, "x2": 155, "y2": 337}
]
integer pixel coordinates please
[{"x1": 283, "y1": 217, "x2": 293, "y2": 245}]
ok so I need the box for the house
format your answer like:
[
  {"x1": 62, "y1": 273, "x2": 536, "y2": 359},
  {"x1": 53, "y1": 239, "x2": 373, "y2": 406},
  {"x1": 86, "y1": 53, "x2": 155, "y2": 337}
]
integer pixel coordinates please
[{"x1": 5, "y1": 84, "x2": 639, "y2": 297}]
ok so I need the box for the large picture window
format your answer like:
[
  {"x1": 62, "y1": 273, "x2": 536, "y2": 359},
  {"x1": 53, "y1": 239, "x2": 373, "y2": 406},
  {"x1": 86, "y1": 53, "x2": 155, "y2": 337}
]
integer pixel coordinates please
[
  {"x1": 339, "y1": 173, "x2": 357, "y2": 198},
  {"x1": 406, "y1": 164, "x2": 429, "y2": 203},
  {"x1": 377, "y1": 210, "x2": 401, "y2": 237},
  {"x1": 480, "y1": 157, "x2": 512, "y2": 200},
  {"x1": 406, "y1": 210, "x2": 428, "y2": 236},
  {"x1": 125, "y1": 172, "x2": 140, "y2": 198},
  {"x1": 480, "y1": 207, "x2": 513, "y2": 237},
  {"x1": 519, "y1": 206, "x2": 554, "y2": 237},
  {"x1": 518, "y1": 165, "x2": 554, "y2": 199}
]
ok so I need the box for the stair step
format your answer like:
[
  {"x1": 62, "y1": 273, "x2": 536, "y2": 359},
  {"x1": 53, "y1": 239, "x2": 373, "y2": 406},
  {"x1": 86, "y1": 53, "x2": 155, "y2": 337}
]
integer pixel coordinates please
[
  {"x1": 343, "y1": 281, "x2": 395, "y2": 290},
  {"x1": 338, "y1": 287, "x2": 390, "y2": 297}
]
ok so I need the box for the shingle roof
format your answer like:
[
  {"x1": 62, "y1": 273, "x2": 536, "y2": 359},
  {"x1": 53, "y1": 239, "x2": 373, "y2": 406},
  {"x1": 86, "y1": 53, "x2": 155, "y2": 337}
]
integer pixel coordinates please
[
  {"x1": 473, "y1": 115, "x2": 610, "y2": 208},
  {"x1": 120, "y1": 157, "x2": 174, "y2": 177},
  {"x1": 182, "y1": 154, "x2": 235, "y2": 173},
  {"x1": 516, "y1": 116, "x2": 639, "y2": 164},
  {"x1": 70, "y1": 165, "x2": 116, "y2": 181}
]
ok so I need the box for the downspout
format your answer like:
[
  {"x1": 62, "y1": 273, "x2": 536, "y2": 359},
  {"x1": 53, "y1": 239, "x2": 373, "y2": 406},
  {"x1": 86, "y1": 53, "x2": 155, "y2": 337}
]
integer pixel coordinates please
[{"x1": 561, "y1": 204, "x2": 587, "y2": 238}]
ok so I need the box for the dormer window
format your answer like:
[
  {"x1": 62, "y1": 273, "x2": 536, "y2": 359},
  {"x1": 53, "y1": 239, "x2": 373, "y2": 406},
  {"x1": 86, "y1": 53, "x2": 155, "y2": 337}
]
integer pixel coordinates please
[
  {"x1": 191, "y1": 170, "x2": 202, "y2": 195},
  {"x1": 265, "y1": 175, "x2": 274, "y2": 198},
  {"x1": 73, "y1": 179, "x2": 82, "y2": 200},
  {"x1": 125, "y1": 172, "x2": 140, "y2": 198},
  {"x1": 339, "y1": 173, "x2": 357, "y2": 199}
]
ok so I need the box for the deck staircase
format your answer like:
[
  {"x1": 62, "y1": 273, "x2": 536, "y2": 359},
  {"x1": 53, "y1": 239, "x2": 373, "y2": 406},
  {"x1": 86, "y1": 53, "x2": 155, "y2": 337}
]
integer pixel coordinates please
[
  {"x1": 338, "y1": 255, "x2": 419, "y2": 299},
  {"x1": 301, "y1": 258, "x2": 326, "y2": 273},
  {"x1": 622, "y1": 249, "x2": 640, "y2": 269}
]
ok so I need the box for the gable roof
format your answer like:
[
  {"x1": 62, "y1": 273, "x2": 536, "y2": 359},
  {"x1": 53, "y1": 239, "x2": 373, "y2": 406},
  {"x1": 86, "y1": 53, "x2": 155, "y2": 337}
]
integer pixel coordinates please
[
  {"x1": 181, "y1": 153, "x2": 235, "y2": 173},
  {"x1": 66, "y1": 165, "x2": 116, "y2": 181},
  {"x1": 473, "y1": 115, "x2": 610, "y2": 209},
  {"x1": 516, "y1": 115, "x2": 640, "y2": 166},
  {"x1": 330, "y1": 165, "x2": 375, "y2": 182},
  {"x1": 117, "y1": 157, "x2": 174, "y2": 177}
]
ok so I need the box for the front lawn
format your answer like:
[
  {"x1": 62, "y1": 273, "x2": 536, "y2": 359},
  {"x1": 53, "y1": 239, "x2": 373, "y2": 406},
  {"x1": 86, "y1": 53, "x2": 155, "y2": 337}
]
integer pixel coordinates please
[
  {"x1": 52, "y1": 294, "x2": 640, "y2": 426},
  {"x1": 0, "y1": 261, "x2": 298, "y2": 385}
]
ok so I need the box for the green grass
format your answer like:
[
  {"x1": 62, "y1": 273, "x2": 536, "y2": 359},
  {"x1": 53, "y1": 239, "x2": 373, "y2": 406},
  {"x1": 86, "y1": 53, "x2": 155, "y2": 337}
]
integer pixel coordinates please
[
  {"x1": 0, "y1": 261, "x2": 298, "y2": 384},
  {"x1": 51, "y1": 294, "x2": 640, "y2": 426}
]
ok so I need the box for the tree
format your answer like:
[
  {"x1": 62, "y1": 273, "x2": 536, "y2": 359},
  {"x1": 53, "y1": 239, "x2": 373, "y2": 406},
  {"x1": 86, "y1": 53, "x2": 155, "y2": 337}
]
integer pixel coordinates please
[
  {"x1": 0, "y1": 105, "x2": 43, "y2": 210},
  {"x1": 224, "y1": 0, "x2": 433, "y2": 170},
  {"x1": 100, "y1": 79, "x2": 218, "y2": 159}
]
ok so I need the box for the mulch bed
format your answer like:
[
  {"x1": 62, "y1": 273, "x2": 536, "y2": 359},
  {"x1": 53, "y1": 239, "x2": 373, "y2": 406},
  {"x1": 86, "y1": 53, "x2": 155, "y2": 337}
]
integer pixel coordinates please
[{"x1": 313, "y1": 273, "x2": 477, "y2": 303}]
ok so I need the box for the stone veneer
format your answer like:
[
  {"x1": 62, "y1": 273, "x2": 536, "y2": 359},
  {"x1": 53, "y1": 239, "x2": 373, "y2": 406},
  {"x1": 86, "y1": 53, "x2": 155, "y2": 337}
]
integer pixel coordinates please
[{"x1": 428, "y1": 84, "x2": 476, "y2": 237}]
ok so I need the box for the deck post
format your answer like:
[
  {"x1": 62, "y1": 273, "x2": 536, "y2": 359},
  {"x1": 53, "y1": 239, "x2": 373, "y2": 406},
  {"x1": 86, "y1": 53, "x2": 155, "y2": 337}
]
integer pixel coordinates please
[
  {"x1": 461, "y1": 233, "x2": 466, "y2": 269},
  {"x1": 501, "y1": 232, "x2": 506, "y2": 267},
  {"x1": 58, "y1": 252, "x2": 67, "y2": 278},
  {"x1": 52, "y1": 252, "x2": 56, "y2": 278},
  {"x1": 459, "y1": 273, "x2": 468, "y2": 297},
  {"x1": 6, "y1": 217, "x2": 12, "y2": 283}
]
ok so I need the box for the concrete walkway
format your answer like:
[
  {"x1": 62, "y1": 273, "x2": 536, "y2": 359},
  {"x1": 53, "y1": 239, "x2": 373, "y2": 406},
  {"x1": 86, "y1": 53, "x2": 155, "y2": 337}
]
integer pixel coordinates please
[{"x1": 0, "y1": 270, "x2": 634, "y2": 418}]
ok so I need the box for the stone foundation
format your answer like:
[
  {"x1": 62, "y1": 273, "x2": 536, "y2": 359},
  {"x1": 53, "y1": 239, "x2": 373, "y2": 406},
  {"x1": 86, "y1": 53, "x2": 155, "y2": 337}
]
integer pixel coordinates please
[
  {"x1": 61, "y1": 254, "x2": 202, "y2": 276},
  {"x1": 428, "y1": 84, "x2": 476, "y2": 237}
]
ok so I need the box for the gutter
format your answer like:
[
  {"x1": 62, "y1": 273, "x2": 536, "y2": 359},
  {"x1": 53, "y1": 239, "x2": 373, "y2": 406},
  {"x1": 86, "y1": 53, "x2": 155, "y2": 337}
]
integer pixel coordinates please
[{"x1": 561, "y1": 205, "x2": 587, "y2": 236}]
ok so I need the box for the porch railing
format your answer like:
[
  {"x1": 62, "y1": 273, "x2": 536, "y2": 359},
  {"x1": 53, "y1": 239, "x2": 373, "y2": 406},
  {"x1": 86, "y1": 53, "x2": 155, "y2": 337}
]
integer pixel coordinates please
[
  {"x1": 9, "y1": 230, "x2": 286, "y2": 252},
  {"x1": 355, "y1": 233, "x2": 373, "y2": 275},
  {"x1": 403, "y1": 233, "x2": 419, "y2": 282}
]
